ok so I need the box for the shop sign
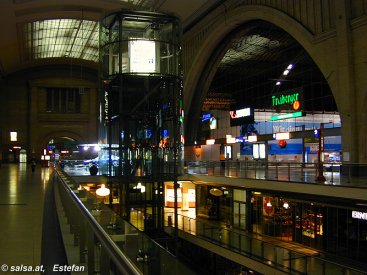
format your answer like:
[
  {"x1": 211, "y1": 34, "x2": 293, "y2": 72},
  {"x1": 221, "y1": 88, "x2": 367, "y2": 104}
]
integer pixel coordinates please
[
  {"x1": 272, "y1": 92, "x2": 299, "y2": 107},
  {"x1": 230, "y1": 107, "x2": 251, "y2": 119},
  {"x1": 270, "y1": 111, "x2": 304, "y2": 121},
  {"x1": 352, "y1": 211, "x2": 367, "y2": 220},
  {"x1": 309, "y1": 143, "x2": 319, "y2": 152},
  {"x1": 104, "y1": 90, "x2": 109, "y2": 121},
  {"x1": 202, "y1": 113, "x2": 211, "y2": 121},
  {"x1": 271, "y1": 87, "x2": 303, "y2": 111}
]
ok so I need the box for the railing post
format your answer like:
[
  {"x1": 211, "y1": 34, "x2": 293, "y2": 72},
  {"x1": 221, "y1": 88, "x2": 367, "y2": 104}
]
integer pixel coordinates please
[
  {"x1": 288, "y1": 162, "x2": 291, "y2": 181},
  {"x1": 275, "y1": 162, "x2": 279, "y2": 179},
  {"x1": 289, "y1": 250, "x2": 292, "y2": 272},
  {"x1": 100, "y1": 246, "x2": 110, "y2": 275},
  {"x1": 244, "y1": 161, "x2": 247, "y2": 178},
  {"x1": 87, "y1": 227, "x2": 95, "y2": 275},
  {"x1": 79, "y1": 220, "x2": 87, "y2": 263}
]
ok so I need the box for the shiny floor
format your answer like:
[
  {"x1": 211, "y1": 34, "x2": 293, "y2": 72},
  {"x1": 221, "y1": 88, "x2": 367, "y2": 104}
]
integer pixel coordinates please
[{"x1": 0, "y1": 164, "x2": 49, "y2": 273}]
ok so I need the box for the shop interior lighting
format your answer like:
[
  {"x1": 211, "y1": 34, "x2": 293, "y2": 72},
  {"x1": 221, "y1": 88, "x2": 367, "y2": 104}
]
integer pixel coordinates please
[
  {"x1": 209, "y1": 188, "x2": 223, "y2": 196},
  {"x1": 266, "y1": 202, "x2": 272, "y2": 207},
  {"x1": 283, "y1": 69, "x2": 290, "y2": 76},
  {"x1": 283, "y1": 202, "x2": 290, "y2": 209},
  {"x1": 96, "y1": 184, "x2": 110, "y2": 197},
  {"x1": 275, "y1": 81, "x2": 281, "y2": 86},
  {"x1": 287, "y1": 64, "x2": 294, "y2": 70},
  {"x1": 134, "y1": 182, "x2": 146, "y2": 193}
]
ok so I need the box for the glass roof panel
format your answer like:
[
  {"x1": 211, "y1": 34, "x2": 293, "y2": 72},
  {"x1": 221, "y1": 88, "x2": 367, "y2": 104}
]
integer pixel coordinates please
[{"x1": 24, "y1": 19, "x2": 99, "y2": 62}]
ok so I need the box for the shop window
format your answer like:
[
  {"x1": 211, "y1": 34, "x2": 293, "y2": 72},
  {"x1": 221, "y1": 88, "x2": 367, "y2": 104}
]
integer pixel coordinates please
[{"x1": 46, "y1": 87, "x2": 81, "y2": 113}]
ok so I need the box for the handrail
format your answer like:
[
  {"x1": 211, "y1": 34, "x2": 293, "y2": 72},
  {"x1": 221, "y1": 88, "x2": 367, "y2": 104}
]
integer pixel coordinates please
[
  {"x1": 55, "y1": 166, "x2": 143, "y2": 275},
  {"x1": 54, "y1": 164, "x2": 197, "y2": 275},
  {"x1": 185, "y1": 160, "x2": 367, "y2": 187}
]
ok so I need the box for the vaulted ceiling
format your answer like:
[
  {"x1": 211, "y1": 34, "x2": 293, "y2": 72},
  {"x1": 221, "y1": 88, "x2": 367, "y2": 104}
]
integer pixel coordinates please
[
  {"x1": 0, "y1": 0, "x2": 221, "y2": 76},
  {"x1": 0, "y1": 0, "x2": 336, "y2": 114},
  {"x1": 204, "y1": 20, "x2": 336, "y2": 113}
]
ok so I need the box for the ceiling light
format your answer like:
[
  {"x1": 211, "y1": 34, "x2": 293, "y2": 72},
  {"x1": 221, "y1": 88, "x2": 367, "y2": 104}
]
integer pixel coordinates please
[
  {"x1": 287, "y1": 64, "x2": 294, "y2": 70},
  {"x1": 283, "y1": 69, "x2": 290, "y2": 76},
  {"x1": 209, "y1": 188, "x2": 223, "y2": 196},
  {"x1": 276, "y1": 81, "x2": 281, "y2": 86}
]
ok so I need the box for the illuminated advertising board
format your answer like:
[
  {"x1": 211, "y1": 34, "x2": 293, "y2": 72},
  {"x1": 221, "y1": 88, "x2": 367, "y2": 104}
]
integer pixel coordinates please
[
  {"x1": 229, "y1": 107, "x2": 254, "y2": 126},
  {"x1": 272, "y1": 87, "x2": 303, "y2": 111},
  {"x1": 129, "y1": 40, "x2": 156, "y2": 73}
]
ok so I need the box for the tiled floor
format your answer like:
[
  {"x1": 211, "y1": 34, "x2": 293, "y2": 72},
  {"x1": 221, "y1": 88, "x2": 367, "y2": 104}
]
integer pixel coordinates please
[{"x1": 0, "y1": 163, "x2": 49, "y2": 273}]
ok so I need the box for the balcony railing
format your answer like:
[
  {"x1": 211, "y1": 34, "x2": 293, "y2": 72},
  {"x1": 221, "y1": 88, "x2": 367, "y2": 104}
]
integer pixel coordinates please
[
  {"x1": 54, "y1": 165, "x2": 196, "y2": 275},
  {"x1": 165, "y1": 214, "x2": 366, "y2": 275},
  {"x1": 185, "y1": 160, "x2": 367, "y2": 187}
]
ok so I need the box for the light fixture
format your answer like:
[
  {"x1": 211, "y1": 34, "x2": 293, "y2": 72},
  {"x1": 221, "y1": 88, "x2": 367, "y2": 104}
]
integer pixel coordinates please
[
  {"x1": 96, "y1": 184, "x2": 110, "y2": 196},
  {"x1": 209, "y1": 188, "x2": 223, "y2": 196},
  {"x1": 283, "y1": 69, "x2": 290, "y2": 76},
  {"x1": 134, "y1": 182, "x2": 146, "y2": 193},
  {"x1": 275, "y1": 81, "x2": 281, "y2": 86},
  {"x1": 283, "y1": 202, "x2": 289, "y2": 209},
  {"x1": 266, "y1": 202, "x2": 272, "y2": 207},
  {"x1": 287, "y1": 64, "x2": 294, "y2": 70}
]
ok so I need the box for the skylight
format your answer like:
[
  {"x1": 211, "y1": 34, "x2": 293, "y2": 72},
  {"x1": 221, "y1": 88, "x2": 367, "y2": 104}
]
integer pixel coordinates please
[{"x1": 24, "y1": 19, "x2": 99, "y2": 62}]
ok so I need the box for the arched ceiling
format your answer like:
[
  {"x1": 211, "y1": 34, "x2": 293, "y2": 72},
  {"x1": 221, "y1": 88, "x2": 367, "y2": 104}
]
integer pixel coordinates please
[
  {"x1": 0, "y1": 0, "x2": 221, "y2": 76},
  {"x1": 204, "y1": 20, "x2": 337, "y2": 113}
]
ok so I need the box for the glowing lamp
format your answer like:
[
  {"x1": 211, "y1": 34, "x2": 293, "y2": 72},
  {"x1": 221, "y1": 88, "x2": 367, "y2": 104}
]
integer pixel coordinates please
[
  {"x1": 209, "y1": 188, "x2": 223, "y2": 197},
  {"x1": 96, "y1": 184, "x2": 110, "y2": 197}
]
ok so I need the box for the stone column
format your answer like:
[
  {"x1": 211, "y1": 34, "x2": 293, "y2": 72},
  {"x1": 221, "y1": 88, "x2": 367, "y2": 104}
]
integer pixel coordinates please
[{"x1": 334, "y1": 0, "x2": 358, "y2": 164}]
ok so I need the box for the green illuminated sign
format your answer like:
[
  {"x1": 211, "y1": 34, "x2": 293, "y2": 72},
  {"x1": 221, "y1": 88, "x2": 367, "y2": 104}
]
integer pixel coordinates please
[
  {"x1": 272, "y1": 92, "x2": 299, "y2": 107},
  {"x1": 270, "y1": 111, "x2": 304, "y2": 121}
]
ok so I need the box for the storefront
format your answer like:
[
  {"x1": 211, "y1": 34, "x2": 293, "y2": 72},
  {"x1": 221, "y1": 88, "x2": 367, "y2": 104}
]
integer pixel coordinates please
[
  {"x1": 196, "y1": 184, "x2": 232, "y2": 223},
  {"x1": 165, "y1": 181, "x2": 196, "y2": 210},
  {"x1": 249, "y1": 192, "x2": 367, "y2": 261}
]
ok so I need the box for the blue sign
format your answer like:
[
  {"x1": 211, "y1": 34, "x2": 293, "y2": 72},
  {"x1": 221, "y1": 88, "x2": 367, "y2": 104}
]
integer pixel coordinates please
[{"x1": 202, "y1": 113, "x2": 211, "y2": 121}]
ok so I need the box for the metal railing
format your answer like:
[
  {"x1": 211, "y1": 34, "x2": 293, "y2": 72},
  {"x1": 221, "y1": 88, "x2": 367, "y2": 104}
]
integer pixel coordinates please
[
  {"x1": 165, "y1": 214, "x2": 366, "y2": 275},
  {"x1": 185, "y1": 160, "x2": 367, "y2": 187},
  {"x1": 54, "y1": 165, "x2": 196, "y2": 275}
]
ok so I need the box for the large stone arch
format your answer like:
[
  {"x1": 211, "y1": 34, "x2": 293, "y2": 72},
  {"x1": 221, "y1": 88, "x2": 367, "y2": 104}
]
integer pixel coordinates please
[
  {"x1": 35, "y1": 130, "x2": 86, "y2": 154},
  {"x1": 184, "y1": 5, "x2": 339, "y2": 144}
]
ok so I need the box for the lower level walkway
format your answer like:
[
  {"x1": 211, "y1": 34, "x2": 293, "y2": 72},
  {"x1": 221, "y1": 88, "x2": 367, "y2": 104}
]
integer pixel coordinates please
[{"x1": 0, "y1": 164, "x2": 68, "y2": 274}]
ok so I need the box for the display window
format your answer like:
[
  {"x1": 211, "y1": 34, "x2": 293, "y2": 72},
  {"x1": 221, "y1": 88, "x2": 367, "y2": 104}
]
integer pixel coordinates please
[
  {"x1": 251, "y1": 195, "x2": 293, "y2": 240},
  {"x1": 250, "y1": 192, "x2": 367, "y2": 264},
  {"x1": 196, "y1": 185, "x2": 232, "y2": 222},
  {"x1": 164, "y1": 182, "x2": 196, "y2": 208}
]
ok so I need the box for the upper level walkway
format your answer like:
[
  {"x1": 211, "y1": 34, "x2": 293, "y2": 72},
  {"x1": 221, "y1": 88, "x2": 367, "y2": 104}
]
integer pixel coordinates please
[{"x1": 186, "y1": 160, "x2": 367, "y2": 187}]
